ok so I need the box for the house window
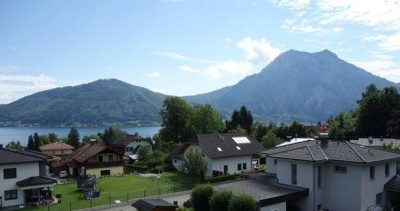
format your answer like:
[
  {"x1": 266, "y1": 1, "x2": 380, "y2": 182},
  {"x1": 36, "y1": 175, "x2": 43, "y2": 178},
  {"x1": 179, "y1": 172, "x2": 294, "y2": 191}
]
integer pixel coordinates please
[
  {"x1": 98, "y1": 155, "x2": 103, "y2": 163},
  {"x1": 4, "y1": 189, "x2": 17, "y2": 200},
  {"x1": 370, "y1": 166, "x2": 375, "y2": 180},
  {"x1": 376, "y1": 192, "x2": 382, "y2": 205},
  {"x1": 108, "y1": 154, "x2": 113, "y2": 162},
  {"x1": 291, "y1": 164, "x2": 297, "y2": 185},
  {"x1": 318, "y1": 165, "x2": 322, "y2": 188},
  {"x1": 100, "y1": 170, "x2": 111, "y2": 176},
  {"x1": 3, "y1": 168, "x2": 17, "y2": 179},
  {"x1": 274, "y1": 159, "x2": 277, "y2": 165},
  {"x1": 385, "y1": 163, "x2": 390, "y2": 177},
  {"x1": 61, "y1": 150, "x2": 64, "y2": 154},
  {"x1": 243, "y1": 163, "x2": 247, "y2": 170},
  {"x1": 173, "y1": 159, "x2": 177, "y2": 163},
  {"x1": 237, "y1": 163, "x2": 242, "y2": 171},
  {"x1": 334, "y1": 165, "x2": 347, "y2": 174}
]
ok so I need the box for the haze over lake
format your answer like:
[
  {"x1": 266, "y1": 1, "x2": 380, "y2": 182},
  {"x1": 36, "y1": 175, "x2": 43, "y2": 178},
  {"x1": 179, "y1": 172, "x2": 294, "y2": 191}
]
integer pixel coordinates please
[{"x1": 0, "y1": 126, "x2": 161, "y2": 146}]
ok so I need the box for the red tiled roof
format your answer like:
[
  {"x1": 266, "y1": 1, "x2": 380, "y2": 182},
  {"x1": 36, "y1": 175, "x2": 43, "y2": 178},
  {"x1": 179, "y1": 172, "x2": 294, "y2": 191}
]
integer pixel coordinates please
[{"x1": 68, "y1": 143, "x2": 113, "y2": 164}]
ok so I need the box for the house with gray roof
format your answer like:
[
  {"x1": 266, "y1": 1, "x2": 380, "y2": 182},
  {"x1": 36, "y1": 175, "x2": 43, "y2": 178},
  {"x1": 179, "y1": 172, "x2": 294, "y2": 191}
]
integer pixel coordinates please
[
  {"x1": 0, "y1": 144, "x2": 57, "y2": 209},
  {"x1": 262, "y1": 139, "x2": 400, "y2": 211},
  {"x1": 169, "y1": 133, "x2": 265, "y2": 178}
]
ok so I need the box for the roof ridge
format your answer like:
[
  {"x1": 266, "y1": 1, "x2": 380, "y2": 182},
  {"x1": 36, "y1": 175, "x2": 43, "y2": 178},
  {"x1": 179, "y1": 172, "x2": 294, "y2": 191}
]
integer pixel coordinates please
[
  {"x1": 305, "y1": 146, "x2": 316, "y2": 161},
  {"x1": 345, "y1": 141, "x2": 366, "y2": 163},
  {"x1": 317, "y1": 145, "x2": 329, "y2": 160}
]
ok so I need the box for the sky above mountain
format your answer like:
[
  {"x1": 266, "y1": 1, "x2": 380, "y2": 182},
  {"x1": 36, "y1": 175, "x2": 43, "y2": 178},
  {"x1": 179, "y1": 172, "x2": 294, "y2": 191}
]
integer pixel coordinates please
[{"x1": 1, "y1": 0, "x2": 400, "y2": 104}]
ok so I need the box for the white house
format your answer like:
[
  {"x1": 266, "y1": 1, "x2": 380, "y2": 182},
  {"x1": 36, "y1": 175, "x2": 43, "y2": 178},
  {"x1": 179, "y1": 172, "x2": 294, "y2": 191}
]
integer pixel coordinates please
[
  {"x1": 111, "y1": 133, "x2": 152, "y2": 161},
  {"x1": 169, "y1": 133, "x2": 265, "y2": 178},
  {"x1": 0, "y1": 145, "x2": 57, "y2": 209},
  {"x1": 263, "y1": 139, "x2": 400, "y2": 211}
]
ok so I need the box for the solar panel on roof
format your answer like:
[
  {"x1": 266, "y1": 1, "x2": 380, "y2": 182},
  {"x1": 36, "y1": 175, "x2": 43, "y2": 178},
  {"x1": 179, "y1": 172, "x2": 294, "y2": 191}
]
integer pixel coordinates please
[{"x1": 232, "y1": 137, "x2": 251, "y2": 144}]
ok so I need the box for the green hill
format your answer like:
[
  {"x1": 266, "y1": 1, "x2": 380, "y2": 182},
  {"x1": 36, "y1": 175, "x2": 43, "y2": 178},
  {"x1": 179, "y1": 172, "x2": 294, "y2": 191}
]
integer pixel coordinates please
[{"x1": 0, "y1": 79, "x2": 167, "y2": 127}]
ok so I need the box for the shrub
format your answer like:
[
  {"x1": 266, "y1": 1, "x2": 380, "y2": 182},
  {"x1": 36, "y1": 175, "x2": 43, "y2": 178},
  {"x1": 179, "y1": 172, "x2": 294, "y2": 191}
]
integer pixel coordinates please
[
  {"x1": 210, "y1": 190, "x2": 233, "y2": 211},
  {"x1": 205, "y1": 174, "x2": 238, "y2": 183},
  {"x1": 55, "y1": 193, "x2": 62, "y2": 199},
  {"x1": 227, "y1": 193, "x2": 257, "y2": 211},
  {"x1": 191, "y1": 184, "x2": 214, "y2": 211}
]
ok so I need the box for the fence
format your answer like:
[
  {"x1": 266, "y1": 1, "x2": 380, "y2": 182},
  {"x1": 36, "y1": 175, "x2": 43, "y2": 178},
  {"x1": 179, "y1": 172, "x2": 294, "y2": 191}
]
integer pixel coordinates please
[{"x1": 23, "y1": 173, "x2": 192, "y2": 211}]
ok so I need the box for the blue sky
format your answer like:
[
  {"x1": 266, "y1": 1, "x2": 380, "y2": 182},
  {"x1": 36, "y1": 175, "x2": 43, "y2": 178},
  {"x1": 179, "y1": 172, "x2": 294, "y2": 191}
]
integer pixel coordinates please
[{"x1": 1, "y1": 0, "x2": 400, "y2": 104}]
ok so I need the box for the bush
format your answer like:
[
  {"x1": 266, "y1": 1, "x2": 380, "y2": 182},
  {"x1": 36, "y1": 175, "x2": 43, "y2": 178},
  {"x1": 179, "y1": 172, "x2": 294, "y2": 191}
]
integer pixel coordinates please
[
  {"x1": 55, "y1": 193, "x2": 62, "y2": 199},
  {"x1": 210, "y1": 190, "x2": 233, "y2": 211},
  {"x1": 191, "y1": 184, "x2": 214, "y2": 211},
  {"x1": 205, "y1": 174, "x2": 238, "y2": 183},
  {"x1": 130, "y1": 163, "x2": 148, "y2": 172},
  {"x1": 227, "y1": 193, "x2": 257, "y2": 211}
]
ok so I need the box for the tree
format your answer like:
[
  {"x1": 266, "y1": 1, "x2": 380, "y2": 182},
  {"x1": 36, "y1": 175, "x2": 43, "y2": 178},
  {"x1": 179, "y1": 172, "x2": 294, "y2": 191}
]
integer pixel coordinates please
[
  {"x1": 101, "y1": 127, "x2": 126, "y2": 147},
  {"x1": 227, "y1": 193, "x2": 257, "y2": 211},
  {"x1": 180, "y1": 150, "x2": 207, "y2": 182},
  {"x1": 288, "y1": 121, "x2": 307, "y2": 138},
  {"x1": 33, "y1": 132, "x2": 41, "y2": 151},
  {"x1": 386, "y1": 110, "x2": 400, "y2": 138},
  {"x1": 67, "y1": 127, "x2": 80, "y2": 149},
  {"x1": 210, "y1": 190, "x2": 233, "y2": 211},
  {"x1": 227, "y1": 106, "x2": 253, "y2": 134},
  {"x1": 39, "y1": 135, "x2": 50, "y2": 145},
  {"x1": 81, "y1": 135, "x2": 102, "y2": 146},
  {"x1": 191, "y1": 104, "x2": 225, "y2": 134},
  {"x1": 251, "y1": 121, "x2": 268, "y2": 141},
  {"x1": 137, "y1": 146, "x2": 151, "y2": 161},
  {"x1": 6, "y1": 141, "x2": 22, "y2": 150},
  {"x1": 328, "y1": 112, "x2": 356, "y2": 141},
  {"x1": 159, "y1": 96, "x2": 193, "y2": 143},
  {"x1": 191, "y1": 184, "x2": 214, "y2": 211},
  {"x1": 261, "y1": 130, "x2": 283, "y2": 148},
  {"x1": 357, "y1": 84, "x2": 400, "y2": 137},
  {"x1": 48, "y1": 133, "x2": 58, "y2": 143},
  {"x1": 27, "y1": 135, "x2": 35, "y2": 150}
]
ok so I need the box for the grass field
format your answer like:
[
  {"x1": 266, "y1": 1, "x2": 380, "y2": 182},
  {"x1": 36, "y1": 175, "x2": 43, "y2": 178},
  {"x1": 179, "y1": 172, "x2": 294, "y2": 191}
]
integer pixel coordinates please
[{"x1": 26, "y1": 172, "x2": 192, "y2": 211}]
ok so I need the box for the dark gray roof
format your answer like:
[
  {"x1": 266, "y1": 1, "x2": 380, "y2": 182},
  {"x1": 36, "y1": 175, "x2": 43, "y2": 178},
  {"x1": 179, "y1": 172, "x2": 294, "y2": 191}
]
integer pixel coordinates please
[
  {"x1": 16, "y1": 176, "x2": 57, "y2": 187},
  {"x1": 263, "y1": 140, "x2": 400, "y2": 164},
  {"x1": 191, "y1": 133, "x2": 265, "y2": 159},
  {"x1": 0, "y1": 148, "x2": 46, "y2": 165},
  {"x1": 131, "y1": 198, "x2": 176, "y2": 211},
  {"x1": 385, "y1": 175, "x2": 400, "y2": 191},
  {"x1": 214, "y1": 174, "x2": 308, "y2": 206}
]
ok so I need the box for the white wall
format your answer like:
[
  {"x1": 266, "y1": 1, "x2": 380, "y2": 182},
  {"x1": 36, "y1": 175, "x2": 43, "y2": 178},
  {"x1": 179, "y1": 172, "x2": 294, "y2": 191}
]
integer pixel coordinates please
[
  {"x1": 360, "y1": 162, "x2": 397, "y2": 211},
  {"x1": 210, "y1": 155, "x2": 252, "y2": 177},
  {"x1": 323, "y1": 163, "x2": 362, "y2": 211},
  {"x1": 0, "y1": 162, "x2": 39, "y2": 208},
  {"x1": 260, "y1": 201, "x2": 286, "y2": 211},
  {"x1": 276, "y1": 160, "x2": 314, "y2": 211},
  {"x1": 125, "y1": 141, "x2": 152, "y2": 155},
  {"x1": 266, "y1": 157, "x2": 277, "y2": 174}
]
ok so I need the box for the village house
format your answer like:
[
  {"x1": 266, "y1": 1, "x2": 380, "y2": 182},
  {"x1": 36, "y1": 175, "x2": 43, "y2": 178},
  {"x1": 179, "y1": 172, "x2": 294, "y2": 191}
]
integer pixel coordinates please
[
  {"x1": 169, "y1": 133, "x2": 265, "y2": 178},
  {"x1": 111, "y1": 133, "x2": 152, "y2": 162},
  {"x1": 39, "y1": 142, "x2": 74, "y2": 158},
  {"x1": 262, "y1": 139, "x2": 400, "y2": 211},
  {"x1": 0, "y1": 145, "x2": 57, "y2": 209},
  {"x1": 66, "y1": 141, "x2": 124, "y2": 177}
]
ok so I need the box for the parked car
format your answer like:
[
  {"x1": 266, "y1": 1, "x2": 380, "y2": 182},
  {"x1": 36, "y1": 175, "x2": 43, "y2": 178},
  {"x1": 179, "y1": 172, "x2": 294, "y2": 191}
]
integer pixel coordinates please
[{"x1": 59, "y1": 171, "x2": 68, "y2": 178}]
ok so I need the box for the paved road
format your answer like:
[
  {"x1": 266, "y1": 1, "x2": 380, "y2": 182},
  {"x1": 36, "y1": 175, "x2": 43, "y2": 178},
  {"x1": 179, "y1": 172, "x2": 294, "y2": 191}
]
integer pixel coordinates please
[{"x1": 79, "y1": 191, "x2": 191, "y2": 211}]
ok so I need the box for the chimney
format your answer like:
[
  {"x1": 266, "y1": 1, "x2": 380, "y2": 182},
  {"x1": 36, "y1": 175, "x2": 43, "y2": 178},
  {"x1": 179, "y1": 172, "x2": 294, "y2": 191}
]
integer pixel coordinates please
[{"x1": 90, "y1": 139, "x2": 96, "y2": 146}]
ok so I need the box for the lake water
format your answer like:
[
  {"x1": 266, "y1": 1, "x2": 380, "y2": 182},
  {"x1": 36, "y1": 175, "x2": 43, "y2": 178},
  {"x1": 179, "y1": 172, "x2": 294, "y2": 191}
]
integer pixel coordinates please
[{"x1": 0, "y1": 126, "x2": 161, "y2": 146}]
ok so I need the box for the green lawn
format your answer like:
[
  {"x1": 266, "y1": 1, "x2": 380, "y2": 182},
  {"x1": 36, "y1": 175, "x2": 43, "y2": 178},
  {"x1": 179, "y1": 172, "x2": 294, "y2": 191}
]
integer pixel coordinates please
[{"x1": 26, "y1": 172, "x2": 191, "y2": 211}]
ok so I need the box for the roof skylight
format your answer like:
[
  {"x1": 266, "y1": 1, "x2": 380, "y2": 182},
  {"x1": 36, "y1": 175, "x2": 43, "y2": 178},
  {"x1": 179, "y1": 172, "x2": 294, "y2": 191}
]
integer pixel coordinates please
[
  {"x1": 217, "y1": 147, "x2": 222, "y2": 152},
  {"x1": 236, "y1": 146, "x2": 241, "y2": 150},
  {"x1": 233, "y1": 137, "x2": 251, "y2": 144}
]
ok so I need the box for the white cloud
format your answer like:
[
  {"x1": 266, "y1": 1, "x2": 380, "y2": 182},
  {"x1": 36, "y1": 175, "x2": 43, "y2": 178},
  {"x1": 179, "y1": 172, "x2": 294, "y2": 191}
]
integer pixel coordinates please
[
  {"x1": 154, "y1": 51, "x2": 217, "y2": 64},
  {"x1": 364, "y1": 33, "x2": 400, "y2": 51},
  {"x1": 237, "y1": 38, "x2": 282, "y2": 64},
  {"x1": 0, "y1": 74, "x2": 58, "y2": 104},
  {"x1": 273, "y1": 0, "x2": 310, "y2": 10},
  {"x1": 149, "y1": 72, "x2": 162, "y2": 77},
  {"x1": 352, "y1": 55, "x2": 400, "y2": 83},
  {"x1": 150, "y1": 88, "x2": 167, "y2": 94},
  {"x1": 177, "y1": 38, "x2": 282, "y2": 80}
]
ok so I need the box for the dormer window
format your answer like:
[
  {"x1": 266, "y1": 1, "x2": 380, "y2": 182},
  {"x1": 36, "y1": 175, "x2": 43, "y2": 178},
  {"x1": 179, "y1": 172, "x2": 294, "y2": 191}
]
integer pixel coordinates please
[{"x1": 217, "y1": 147, "x2": 222, "y2": 152}]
